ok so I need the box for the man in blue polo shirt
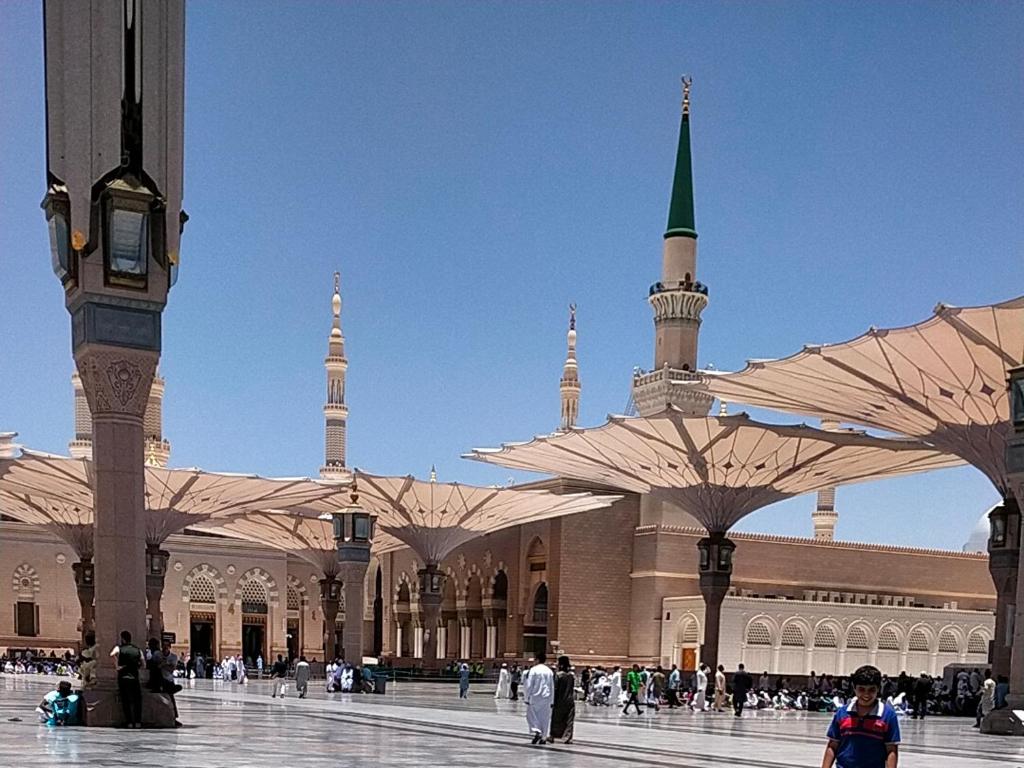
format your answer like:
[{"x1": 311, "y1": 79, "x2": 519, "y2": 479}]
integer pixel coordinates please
[{"x1": 821, "y1": 665, "x2": 900, "y2": 768}]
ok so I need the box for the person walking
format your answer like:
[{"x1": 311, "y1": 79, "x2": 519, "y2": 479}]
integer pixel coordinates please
[
  {"x1": 294, "y1": 656, "x2": 310, "y2": 698},
  {"x1": 667, "y1": 664, "x2": 681, "y2": 709},
  {"x1": 821, "y1": 665, "x2": 900, "y2": 768},
  {"x1": 111, "y1": 630, "x2": 144, "y2": 728},
  {"x1": 623, "y1": 664, "x2": 644, "y2": 716},
  {"x1": 732, "y1": 663, "x2": 753, "y2": 718},
  {"x1": 714, "y1": 665, "x2": 727, "y2": 712},
  {"x1": 649, "y1": 666, "x2": 666, "y2": 713},
  {"x1": 256, "y1": 654, "x2": 264, "y2": 679},
  {"x1": 549, "y1": 655, "x2": 576, "y2": 744},
  {"x1": 495, "y1": 663, "x2": 511, "y2": 699},
  {"x1": 975, "y1": 670, "x2": 995, "y2": 728},
  {"x1": 524, "y1": 652, "x2": 554, "y2": 744},
  {"x1": 693, "y1": 664, "x2": 708, "y2": 712},
  {"x1": 459, "y1": 661, "x2": 471, "y2": 698},
  {"x1": 78, "y1": 632, "x2": 98, "y2": 689},
  {"x1": 510, "y1": 664, "x2": 522, "y2": 701},
  {"x1": 270, "y1": 654, "x2": 288, "y2": 698},
  {"x1": 910, "y1": 672, "x2": 930, "y2": 719}
]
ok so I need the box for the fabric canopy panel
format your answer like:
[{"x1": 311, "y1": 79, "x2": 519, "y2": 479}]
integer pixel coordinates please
[
  {"x1": 697, "y1": 296, "x2": 1024, "y2": 496},
  {"x1": 467, "y1": 409, "x2": 963, "y2": 532},
  {"x1": 0, "y1": 490, "x2": 94, "y2": 559},
  {"x1": 346, "y1": 470, "x2": 622, "y2": 564},
  {"x1": 194, "y1": 510, "x2": 406, "y2": 577},
  {"x1": 0, "y1": 450, "x2": 351, "y2": 546}
]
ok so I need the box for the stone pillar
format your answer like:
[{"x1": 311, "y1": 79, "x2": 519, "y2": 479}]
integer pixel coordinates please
[
  {"x1": 988, "y1": 498, "x2": 1020, "y2": 681},
  {"x1": 338, "y1": 558, "x2": 369, "y2": 663},
  {"x1": 319, "y1": 576, "x2": 341, "y2": 661},
  {"x1": 76, "y1": 349, "x2": 158, "y2": 674},
  {"x1": 145, "y1": 545, "x2": 170, "y2": 642},
  {"x1": 418, "y1": 564, "x2": 444, "y2": 665},
  {"x1": 696, "y1": 531, "x2": 735, "y2": 677},
  {"x1": 72, "y1": 557, "x2": 95, "y2": 644}
]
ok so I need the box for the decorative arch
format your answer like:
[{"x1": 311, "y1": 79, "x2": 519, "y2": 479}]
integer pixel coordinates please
[
  {"x1": 526, "y1": 537, "x2": 546, "y2": 560},
  {"x1": 780, "y1": 619, "x2": 809, "y2": 648},
  {"x1": 234, "y1": 567, "x2": 280, "y2": 609},
  {"x1": 937, "y1": 627, "x2": 962, "y2": 654},
  {"x1": 876, "y1": 623, "x2": 903, "y2": 651},
  {"x1": 966, "y1": 628, "x2": 991, "y2": 655},
  {"x1": 744, "y1": 616, "x2": 777, "y2": 646},
  {"x1": 529, "y1": 582, "x2": 549, "y2": 624},
  {"x1": 464, "y1": 564, "x2": 484, "y2": 607},
  {"x1": 812, "y1": 620, "x2": 841, "y2": 649},
  {"x1": 180, "y1": 563, "x2": 227, "y2": 603},
  {"x1": 286, "y1": 574, "x2": 309, "y2": 608},
  {"x1": 675, "y1": 613, "x2": 700, "y2": 645},
  {"x1": 844, "y1": 622, "x2": 872, "y2": 650},
  {"x1": 906, "y1": 623, "x2": 934, "y2": 653},
  {"x1": 491, "y1": 566, "x2": 509, "y2": 601},
  {"x1": 394, "y1": 571, "x2": 414, "y2": 607},
  {"x1": 12, "y1": 563, "x2": 40, "y2": 599}
]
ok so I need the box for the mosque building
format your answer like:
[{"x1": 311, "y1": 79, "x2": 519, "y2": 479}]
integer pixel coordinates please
[{"x1": 0, "y1": 86, "x2": 995, "y2": 676}]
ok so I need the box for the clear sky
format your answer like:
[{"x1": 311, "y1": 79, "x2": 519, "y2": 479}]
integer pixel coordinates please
[{"x1": 1, "y1": 2, "x2": 1021, "y2": 550}]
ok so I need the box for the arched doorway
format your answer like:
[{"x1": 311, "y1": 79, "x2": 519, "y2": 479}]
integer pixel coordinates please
[
  {"x1": 286, "y1": 585, "x2": 302, "y2": 661},
  {"x1": 240, "y1": 580, "x2": 268, "y2": 665},
  {"x1": 523, "y1": 583, "x2": 548, "y2": 656},
  {"x1": 188, "y1": 575, "x2": 217, "y2": 658}
]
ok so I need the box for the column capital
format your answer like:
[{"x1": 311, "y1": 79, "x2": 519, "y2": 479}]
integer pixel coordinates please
[{"x1": 75, "y1": 345, "x2": 158, "y2": 419}]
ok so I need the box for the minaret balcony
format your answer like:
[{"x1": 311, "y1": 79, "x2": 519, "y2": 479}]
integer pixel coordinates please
[
  {"x1": 323, "y1": 402, "x2": 348, "y2": 416},
  {"x1": 325, "y1": 355, "x2": 348, "y2": 370},
  {"x1": 648, "y1": 282, "x2": 709, "y2": 324},
  {"x1": 631, "y1": 365, "x2": 713, "y2": 417}
]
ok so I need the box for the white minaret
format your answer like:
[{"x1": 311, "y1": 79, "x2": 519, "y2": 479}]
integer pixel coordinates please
[
  {"x1": 559, "y1": 304, "x2": 580, "y2": 431},
  {"x1": 70, "y1": 371, "x2": 168, "y2": 465},
  {"x1": 812, "y1": 418, "x2": 841, "y2": 540},
  {"x1": 320, "y1": 272, "x2": 350, "y2": 480}
]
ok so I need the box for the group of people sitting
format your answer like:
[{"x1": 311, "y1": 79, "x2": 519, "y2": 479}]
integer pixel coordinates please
[{"x1": 325, "y1": 659, "x2": 374, "y2": 693}]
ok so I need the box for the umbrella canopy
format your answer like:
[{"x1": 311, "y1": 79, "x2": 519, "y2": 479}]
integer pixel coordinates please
[
  {"x1": 194, "y1": 509, "x2": 406, "y2": 578},
  {"x1": 0, "y1": 450, "x2": 352, "y2": 547},
  {"x1": 0, "y1": 490, "x2": 94, "y2": 559},
  {"x1": 342, "y1": 470, "x2": 622, "y2": 564},
  {"x1": 467, "y1": 409, "x2": 963, "y2": 532},
  {"x1": 696, "y1": 296, "x2": 1024, "y2": 496}
]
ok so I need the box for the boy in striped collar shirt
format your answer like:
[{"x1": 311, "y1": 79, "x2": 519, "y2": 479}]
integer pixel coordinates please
[{"x1": 821, "y1": 665, "x2": 900, "y2": 768}]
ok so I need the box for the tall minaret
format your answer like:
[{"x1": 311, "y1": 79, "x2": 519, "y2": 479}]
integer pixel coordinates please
[
  {"x1": 69, "y1": 371, "x2": 169, "y2": 465},
  {"x1": 631, "y1": 77, "x2": 713, "y2": 417},
  {"x1": 320, "y1": 272, "x2": 350, "y2": 480},
  {"x1": 559, "y1": 304, "x2": 581, "y2": 431},
  {"x1": 812, "y1": 419, "x2": 841, "y2": 540}
]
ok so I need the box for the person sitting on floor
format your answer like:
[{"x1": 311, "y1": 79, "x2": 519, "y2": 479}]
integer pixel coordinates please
[{"x1": 37, "y1": 680, "x2": 81, "y2": 726}]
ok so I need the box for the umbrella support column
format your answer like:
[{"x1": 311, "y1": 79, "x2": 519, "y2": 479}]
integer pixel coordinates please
[
  {"x1": 418, "y1": 564, "x2": 444, "y2": 666},
  {"x1": 145, "y1": 546, "x2": 170, "y2": 642},
  {"x1": 320, "y1": 577, "x2": 341, "y2": 662},
  {"x1": 72, "y1": 558, "x2": 95, "y2": 645},
  {"x1": 697, "y1": 532, "x2": 735, "y2": 680}
]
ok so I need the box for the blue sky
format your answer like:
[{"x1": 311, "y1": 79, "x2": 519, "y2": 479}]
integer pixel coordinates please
[{"x1": 1, "y1": 2, "x2": 1021, "y2": 550}]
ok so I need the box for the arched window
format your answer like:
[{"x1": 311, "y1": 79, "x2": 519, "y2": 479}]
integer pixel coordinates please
[
  {"x1": 967, "y1": 632, "x2": 988, "y2": 655},
  {"x1": 287, "y1": 586, "x2": 301, "y2": 611},
  {"x1": 12, "y1": 563, "x2": 40, "y2": 637},
  {"x1": 678, "y1": 619, "x2": 699, "y2": 645},
  {"x1": 814, "y1": 624, "x2": 838, "y2": 648},
  {"x1": 746, "y1": 621, "x2": 771, "y2": 646},
  {"x1": 781, "y1": 623, "x2": 806, "y2": 647},
  {"x1": 527, "y1": 538, "x2": 546, "y2": 571},
  {"x1": 938, "y1": 631, "x2": 959, "y2": 654},
  {"x1": 189, "y1": 576, "x2": 216, "y2": 604},
  {"x1": 907, "y1": 629, "x2": 930, "y2": 652},
  {"x1": 877, "y1": 627, "x2": 900, "y2": 651},
  {"x1": 241, "y1": 580, "x2": 268, "y2": 614},
  {"x1": 846, "y1": 626, "x2": 869, "y2": 649},
  {"x1": 397, "y1": 582, "x2": 411, "y2": 604},
  {"x1": 532, "y1": 583, "x2": 548, "y2": 624},
  {"x1": 492, "y1": 570, "x2": 508, "y2": 601}
]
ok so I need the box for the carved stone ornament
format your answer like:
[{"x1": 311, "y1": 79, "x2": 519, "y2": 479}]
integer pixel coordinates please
[{"x1": 74, "y1": 348, "x2": 158, "y2": 418}]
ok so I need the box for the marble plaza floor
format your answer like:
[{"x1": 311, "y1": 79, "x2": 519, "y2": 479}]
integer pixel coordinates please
[{"x1": 1, "y1": 675, "x2": 1021, "y2": 767}]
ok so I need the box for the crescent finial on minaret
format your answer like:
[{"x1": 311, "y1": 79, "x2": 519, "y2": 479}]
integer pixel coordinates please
[
  {"x1": 569, "y1": 303, "x2": 576, "y2": 331},
  {"x1": 681, "y1": 75, "x2": 692, "y2": 116}
]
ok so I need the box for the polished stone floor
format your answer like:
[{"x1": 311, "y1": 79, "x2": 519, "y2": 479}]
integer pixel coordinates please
[{"x1": 2, "y1": 675, "x2": 1020, "y2": 766}]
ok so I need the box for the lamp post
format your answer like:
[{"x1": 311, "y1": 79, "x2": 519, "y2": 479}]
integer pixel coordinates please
[
  {"x1": 145, "y1": 545, "x2": 171, "y2": 641},
  {"x1": 71, "y1": 557, "x2": 95, "y2": 645},
  {"x1": 696, "y1": 531, "x2": 735, "y2": 677},
  {"x1": 324, "y1": 482, "x2": 374, "y2": 663},
  {"x1": 42, "y1": 0, "x2": 184, "y2": 727}
]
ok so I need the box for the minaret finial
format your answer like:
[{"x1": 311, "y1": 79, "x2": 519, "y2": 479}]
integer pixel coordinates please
[
  {"x1": 429, "y1": 464, "x2": 437, "y2": 483},
  {"x1": 681, "y1": 75, "x2": 692, "y2": 116},
  {"x1": 569, "y1": 303, "x2": 576, "y2": 331},
  {"x1": 334, "y1": 270, "x2": 340, "y2": 296}
]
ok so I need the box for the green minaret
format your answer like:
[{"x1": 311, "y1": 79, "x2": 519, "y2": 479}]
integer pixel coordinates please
[{"x1": 665, "y1": 76, "x2": 697, "y2": 240}]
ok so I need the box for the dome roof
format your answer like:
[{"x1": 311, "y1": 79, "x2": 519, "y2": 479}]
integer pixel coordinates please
[{"x1": 962, "y1": 504, "x2": 997, "y2": 553}]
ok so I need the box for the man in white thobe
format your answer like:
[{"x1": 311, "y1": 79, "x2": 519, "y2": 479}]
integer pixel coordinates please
[
  {"x1": 495, "y1": 663, "x2": 511, "y2": 699},
  {"x1": 523, "y1": 653, "x2": 554, "y2": 744}
]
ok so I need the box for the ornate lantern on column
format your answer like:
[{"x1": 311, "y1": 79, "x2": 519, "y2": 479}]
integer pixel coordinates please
[{"x1": 695, "y1": 531, "x2": 735, "y2": 677}]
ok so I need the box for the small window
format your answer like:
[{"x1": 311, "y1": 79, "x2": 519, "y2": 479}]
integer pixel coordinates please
[
  {"x1": 846, "y1": 626, "x2": 869, "y2": 649},
  {"x1": 746, "y1": 621, "x2": 771, "y2": 646},
  {"x1": 878, "y1": 627, "x2": 900, "y2": 650},
  {"x1": 781, "y1": 624, "x2": 805, "y2": 647},
  {"x1": 938, "y1": 631, "x2": 959, "y2": 654},
  {"x1": 967, "y1": 632, "x2": 988, "y2": 655},
  {"x1": 908, "y1": 629, "x2": 930, "y2": 652}
]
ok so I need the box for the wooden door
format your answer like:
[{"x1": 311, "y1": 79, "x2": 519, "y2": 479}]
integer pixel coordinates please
[{"x1": 681, "y1": 648, "x2": 696, "y2": 671}]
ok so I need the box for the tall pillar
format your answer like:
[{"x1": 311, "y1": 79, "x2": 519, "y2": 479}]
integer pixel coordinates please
[
  {"x1": 338, "y1": 559, "x2": 368, "y2": 663},
  {"x1": 418, "y1": 564, "x2": 444, "y2": 665},
  {"x1": 696, "y1": 531, "x2": 735, "y2": 676},
  {"x1": 319, "y1": 576, "x2": 341, "y2": 661},
  {"x1": 988, "y1": 498, "x2": 1020, "y2": 681},
  {"x1": 72, "y1": 557, "x2": 95, "y2": 644},
  {"x1": 77, "y1": 350, "x2": 158, "y2": 664},
  {"x1": 145, "y1": 545, "x2": 170, "y2": 641}
]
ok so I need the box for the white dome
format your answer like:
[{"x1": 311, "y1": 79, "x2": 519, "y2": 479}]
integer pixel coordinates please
[{"x1": 962, "y1": 505, "x2": 997, "y2": 553}]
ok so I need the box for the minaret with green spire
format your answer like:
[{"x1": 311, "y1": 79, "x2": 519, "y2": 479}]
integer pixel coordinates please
[
  {"x1": 665, "y1": 76, "x2": 697, "y2": 240},
  {"x1": 632, "y1": 77, "x2": 713, "y2": 418}
]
